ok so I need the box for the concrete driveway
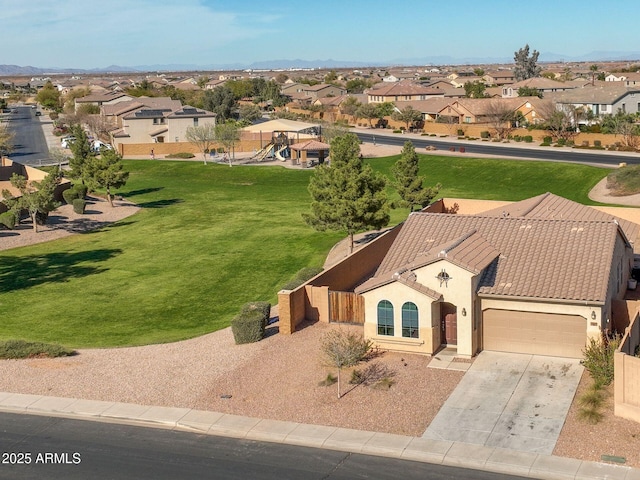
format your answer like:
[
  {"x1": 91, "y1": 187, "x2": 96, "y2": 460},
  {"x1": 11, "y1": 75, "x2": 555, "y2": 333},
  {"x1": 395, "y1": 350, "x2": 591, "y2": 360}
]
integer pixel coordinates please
[{"x1": 422, "y1": 352, "x2": 583, "y2": 455}]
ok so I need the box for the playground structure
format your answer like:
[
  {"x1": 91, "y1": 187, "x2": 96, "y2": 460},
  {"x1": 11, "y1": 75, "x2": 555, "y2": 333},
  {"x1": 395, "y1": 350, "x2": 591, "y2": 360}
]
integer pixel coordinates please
[
  {"x1": 252, "y1": 131, "x2": 292, "y2": 161},
  {"x1": 246, "y1": 119, "x2": 321, "y2": 163}
]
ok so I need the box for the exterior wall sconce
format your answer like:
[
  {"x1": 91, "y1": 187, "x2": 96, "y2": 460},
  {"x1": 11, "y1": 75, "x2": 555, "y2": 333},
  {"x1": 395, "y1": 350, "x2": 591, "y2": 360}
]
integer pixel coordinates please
[
  {"x1": 591, "y1": 311, "x2": 597, "y2": 320},
  {"x1": 461, "y1": 308, "x2": 467, "y2": 316}
]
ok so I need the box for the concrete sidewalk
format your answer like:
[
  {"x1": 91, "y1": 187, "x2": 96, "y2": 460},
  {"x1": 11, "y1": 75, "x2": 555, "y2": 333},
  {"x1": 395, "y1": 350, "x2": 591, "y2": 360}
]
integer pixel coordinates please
[{"x1": 0, "y1": 392, "x2": 637, "y2": 480}]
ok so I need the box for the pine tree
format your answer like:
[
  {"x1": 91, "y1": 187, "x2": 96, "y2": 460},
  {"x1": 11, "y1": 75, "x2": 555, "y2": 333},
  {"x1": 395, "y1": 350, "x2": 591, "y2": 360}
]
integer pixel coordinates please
[
  {"x1": 303, "y1": 134, "x2": 389, "y2": 253},
  {"x1": 85, "y1": 149, "x2": 129, "y2": 207},
  {"x1": 513, "y1": 44, "x2": 541, "y2": 81},
  {"x1": 392, "y1": 141, "x2": 440, "y2": 212}
]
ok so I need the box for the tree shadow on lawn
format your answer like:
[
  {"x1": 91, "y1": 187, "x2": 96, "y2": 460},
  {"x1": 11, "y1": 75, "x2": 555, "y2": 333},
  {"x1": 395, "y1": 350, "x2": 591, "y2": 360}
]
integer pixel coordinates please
[
  {"x1": 0, "y1": 248, "x2": 123, "y2": 292},
  {"x1": 136, "y1": 198, "x2": 183, "y2": 209},
  {"x1": 120, "y1": 187, "x2": 165, "y2": 198}
]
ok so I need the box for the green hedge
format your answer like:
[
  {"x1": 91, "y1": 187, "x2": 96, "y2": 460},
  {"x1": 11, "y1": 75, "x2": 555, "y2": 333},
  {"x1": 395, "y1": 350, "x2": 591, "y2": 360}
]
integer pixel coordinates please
[
  {"x1": 0, "y1": 211, "x2": 16, "y2": 229},
  {"x1": 0, "y1": 339, "x2": 75, "y2": 359},
  {"x1": 165, "y1": 152, "x2": 195, "y2": 159},
  {"x1": 282, "y1": 266, "x2": 323, "y2": 290},
  {"x1": 72, "y1": 198, "x2": 86, "y2": 214},
  {"x1": 231, "y1": 310, "x2": 266, "y2": 344},
  {"x1": 63, "y1": 188, "x2": 80, "y2": 204}
]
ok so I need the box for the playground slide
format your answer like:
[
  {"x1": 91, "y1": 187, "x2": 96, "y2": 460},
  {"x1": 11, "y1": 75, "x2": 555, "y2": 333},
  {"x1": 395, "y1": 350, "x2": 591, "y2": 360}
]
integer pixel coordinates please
[
  {"x1": 275, "y1": 146, "x2": 288, "y2": 161},
  {"x1": 254, "y1": 143, "x2": 274, "y2": 161}
]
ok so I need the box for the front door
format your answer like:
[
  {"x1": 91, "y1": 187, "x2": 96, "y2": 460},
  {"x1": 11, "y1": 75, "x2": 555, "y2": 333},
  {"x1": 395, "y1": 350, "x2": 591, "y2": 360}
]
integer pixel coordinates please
[{"x1": 441, "y1": 303, "x2": 457, "y2": 345}]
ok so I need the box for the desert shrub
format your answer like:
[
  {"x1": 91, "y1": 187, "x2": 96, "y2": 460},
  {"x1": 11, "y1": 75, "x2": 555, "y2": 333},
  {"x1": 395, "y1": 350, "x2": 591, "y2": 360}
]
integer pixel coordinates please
[
  {"x1": 578, "y1": 387, "x2": 605, "y2": 409},
  {"x1": 393, "y1": 129, "x2": 402, "y2": 133},
  {"x1": 457, "y1": 129, "x2": 465, "y2": 136},
  {"x1": 0, "y1": 340, "x2": 75, "y2": 359},
  {"x1": 73, "y1": 183, "x2": 88, "y2": 198},
  {"x1": 72, "y1": 198, "x2": 86, "y2": 214},
  {"x1": 241, "y1": 301, "x2": 271, "y2": 326},
  {"x1": 321, "y1": 329, "x2": 373, "y2": 398},
  {"x1": 282, "y1": 266, "x2": 323, "y2": 290},
  {"x1": 165, "y1": 152, "x2": 196, "y2": 159},
  {"x1": 543, "y1": 136, "x2": 553, "y2": 144},
  {"x1": 63, "y1": 187, "x2": 80, "y2": 204},
  {"x1": 0, "y1": 211, "x2": 16, "y2": 229},
  {"x1": 349, "y1": 369, "x2": 365, "y2": 384},
  {"x1": 594, "y1": 140, "x2": 602, "y2": 148},
  {"x1": 582, "y1": 335, "x2": 620, "y2": 386},
  {"x1": 318, "y1": 373, "x2": 337, "y2": 386},
  {"x1": 480, "y1": 131, "x2": 490, "y2": 139},
  {"x1": 577, "y1": 406, "x2": 604, "y2": 424},
  {"x1": 524, "y1": 135, "x2": 533, "y2": 143},
  {"x1": 556, "y1": 138, "x2": 566, "y2": 146},
  {"x1": 540, "y1": 142, "x2": 551, "y2": 147},
  {"x1": 231, "y1": 309, "x2": 265, "y2": 344}
]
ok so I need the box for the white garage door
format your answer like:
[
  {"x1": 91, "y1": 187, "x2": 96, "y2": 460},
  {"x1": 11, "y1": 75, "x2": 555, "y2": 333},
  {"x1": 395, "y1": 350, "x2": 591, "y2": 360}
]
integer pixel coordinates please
[{"x1": 483, "y1": 309, "x2": 586, "y2": 358}]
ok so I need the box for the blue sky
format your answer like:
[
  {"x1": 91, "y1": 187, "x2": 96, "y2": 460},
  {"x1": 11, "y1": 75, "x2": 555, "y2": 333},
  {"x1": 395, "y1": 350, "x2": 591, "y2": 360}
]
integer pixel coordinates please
[{"x1": 2, "y1": 0, "x2": 639, "y2": 69}]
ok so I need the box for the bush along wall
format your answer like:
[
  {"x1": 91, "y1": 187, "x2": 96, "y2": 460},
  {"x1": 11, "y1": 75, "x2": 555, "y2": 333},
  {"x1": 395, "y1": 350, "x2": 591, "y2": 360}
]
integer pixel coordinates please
[{"x1": 231, "y1": 301, "x2": 271, "y2": 344}]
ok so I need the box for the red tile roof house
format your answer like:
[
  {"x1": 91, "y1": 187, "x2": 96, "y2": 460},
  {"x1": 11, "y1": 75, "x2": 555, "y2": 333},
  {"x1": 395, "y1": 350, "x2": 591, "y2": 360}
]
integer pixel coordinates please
[{"x1": 279, "y1": 193, "x2": 639, "y2": 359}]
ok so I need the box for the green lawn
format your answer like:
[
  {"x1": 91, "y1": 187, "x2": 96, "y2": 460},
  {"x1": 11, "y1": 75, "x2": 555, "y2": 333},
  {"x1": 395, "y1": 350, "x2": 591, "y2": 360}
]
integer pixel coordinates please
[{"x1": 0, "y1": 156, "x2": 611, "y2": 348}]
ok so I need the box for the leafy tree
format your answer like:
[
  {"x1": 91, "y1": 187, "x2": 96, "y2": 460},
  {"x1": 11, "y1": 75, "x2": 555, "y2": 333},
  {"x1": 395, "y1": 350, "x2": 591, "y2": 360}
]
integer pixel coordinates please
[
  {"x1": 320, "y1": 329, "x2": 372, "y2": 398},
  {"x1": 303, "y1": 133, "x2": 389, "y2": 253},
  {"x1": 85, "y1": 149, "x2": 129, "y2": 207},
  {"x1": 540, "y1": 102, "x2": 578, "y2": 143},
  {"x1": 474, "y1": 68, "x2": 485, "y2": 77},
  {"x1": 392, "y1": 105, "x2": 422, "y2": 130},
  {"x1": 35, "y1": 81, "x2": 61, "y2": 111},
  {"x1": 238, "y1": 104, "x2": 262, "y2": 123},
  {"x1": 274, "y1": 73, "x2": 289, "y2": 84},
  {"x1": 345, "y1": 78, "x2": 372, "y2": 94},
  {"x1": 339, "y1": 96, "x2": 361, "y2": 117},
  {"x1": 517, "y1": 86, "x2": 543, "y2": 98},
  {"x1": 0, "y1": 124, "x2": 14, "y2": 157},
  {"x1": 590, "y1": 64, "x2": 599, "y2": 85},
  {"x1": 185, "y1": 123, "x2": 217, "y2": 164},
  {"x1": 464, "y1": 81, "x2": 489, "y2": 98},
  {"x1": 196, "y1": 76, "x2": 210, "y2": 89},
  {"x1": 215, "y1": 122, "x2": 241, "y2": 166},
  {"x1": 357, "y1": 103, "x2": 379, "y2": 127},
  {"x1": 376, "y1": 102, "x2": 395, "y2": 121},
  {"x1": 2, "y1": 169, "x2": 60, "y2": 232},
  {"x1": 485, "y1": 100, "x2": 519, "y2": 140},
  {"x1": 392, "y1": 141, "x2": 440, "y2": 211},
  {"x1": 601, "y1": 111, "x2": 640, "y2": 148},
  {"x1": 324, "y1": 70, "x2": 338, "y2": 83},
  {"x1": 203, "y1": 86, "x2": 237, "y2": 122},
  {"x1": 513, "y1": 44, "x2": 541, "y2": 81}
]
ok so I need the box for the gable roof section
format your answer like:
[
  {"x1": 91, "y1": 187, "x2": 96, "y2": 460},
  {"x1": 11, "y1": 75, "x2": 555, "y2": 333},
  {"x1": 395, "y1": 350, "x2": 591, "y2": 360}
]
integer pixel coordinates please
[
  {"x1": 367, "y1": 80, "x2": 445, "y2": 97},
  {"x1": 481, "y1": 192, "x2": 639, "y2": 246},
  {"x1": 356, "y1": 210, "x2": 622, "y2": 303}
]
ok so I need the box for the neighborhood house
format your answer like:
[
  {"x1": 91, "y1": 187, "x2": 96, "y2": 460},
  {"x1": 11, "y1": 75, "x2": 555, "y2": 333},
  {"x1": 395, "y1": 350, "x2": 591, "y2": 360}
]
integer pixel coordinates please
[{"x1": 280, "y1": 193, "x2": 639, "y2": 359}]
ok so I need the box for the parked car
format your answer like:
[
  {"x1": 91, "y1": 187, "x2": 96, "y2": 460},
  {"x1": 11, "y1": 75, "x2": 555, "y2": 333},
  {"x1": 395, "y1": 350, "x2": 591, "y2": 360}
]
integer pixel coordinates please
[
  {"x1": 61, "y1": 136, "x2": 76, "y2": 148},
  {"x1": 35, "y1": 111, "x2": 42, "y2": 116},
  {"x1": 92, "y1": 140, "x2": 113, "y2": 152}
]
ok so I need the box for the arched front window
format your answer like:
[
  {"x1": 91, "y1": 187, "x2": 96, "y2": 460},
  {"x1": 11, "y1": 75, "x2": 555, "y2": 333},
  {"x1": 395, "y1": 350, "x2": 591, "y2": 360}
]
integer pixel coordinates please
[
  {"x1": 377, "y1": 300, "x2": 394, "y2": 336},
  {"x1": 402, "y1": 302, "x2": 419, "y2": 338}
]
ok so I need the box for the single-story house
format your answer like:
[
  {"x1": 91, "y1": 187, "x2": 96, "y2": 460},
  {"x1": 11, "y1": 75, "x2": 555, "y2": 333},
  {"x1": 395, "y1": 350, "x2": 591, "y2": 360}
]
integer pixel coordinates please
[{"x1": 279, "y1": 193, "x2": 639, "y2": 360}]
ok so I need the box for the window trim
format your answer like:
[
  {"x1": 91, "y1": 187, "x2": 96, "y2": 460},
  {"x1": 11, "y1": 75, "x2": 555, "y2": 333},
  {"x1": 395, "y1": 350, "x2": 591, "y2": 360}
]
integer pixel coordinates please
[{"x1": 401, "y1": 302, "x2": 419, "y2": 338}]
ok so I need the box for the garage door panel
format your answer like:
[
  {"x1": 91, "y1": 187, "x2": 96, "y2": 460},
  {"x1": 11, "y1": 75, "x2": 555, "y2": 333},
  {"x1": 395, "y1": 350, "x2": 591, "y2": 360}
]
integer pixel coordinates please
[{"x1": 483, "y1": 309, "x2": 586, "y2": 358}]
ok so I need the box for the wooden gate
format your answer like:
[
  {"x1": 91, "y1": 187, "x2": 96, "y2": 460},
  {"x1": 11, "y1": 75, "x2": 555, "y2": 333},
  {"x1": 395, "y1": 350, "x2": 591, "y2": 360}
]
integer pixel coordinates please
[{"x1": 329, "y1": 291, "x2": 365, "y2": 324}]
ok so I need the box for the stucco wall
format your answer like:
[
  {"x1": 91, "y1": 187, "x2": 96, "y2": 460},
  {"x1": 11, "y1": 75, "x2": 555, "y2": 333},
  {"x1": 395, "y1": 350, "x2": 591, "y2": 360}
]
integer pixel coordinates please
[
  {"x1": 361, "y1": 281, "x2": 439, "y2": 355},
  {"x1": 277, "y1": 226, "x2": 401, "y2": 335},
  {"x1": 615, "y1": 311, "x2": 640, "y2": 424}
]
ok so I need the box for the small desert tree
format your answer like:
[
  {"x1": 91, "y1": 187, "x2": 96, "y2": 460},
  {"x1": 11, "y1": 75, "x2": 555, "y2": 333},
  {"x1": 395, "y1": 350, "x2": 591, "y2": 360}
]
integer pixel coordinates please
[
  {"x1": 2, "y1": 169, "x2": 61, "y2": 232},
  {"x1": 0, "y1": 124, "x2": 14, "y2": 158},
  {"x1": 303, "y1": 133, "x2": 390, "y2": 254},
  {"x1": 186, "y1": 123, "x2": 217, "y2": 165},
  {"x1": 215, "y1": 122, "x2": 241, "y2": 166},
  {"x1": 320, "y1": 329, "x2": 372, "y2": 398},
  {"x1": 392, "y1": 141, "x2": 440, "y2": 211},
  {"x1": 357, "y1": 103, "x2": 378, "y2": 128},
  {"x1": 392, "y1": 105, "x2": 422, "y2": 130},
  {"x1": 68, "y1": 125, "x2": 95, "y2": 184},
  {"x1": 485, "y1": 100, "x2": 518, "y2": 140},
  {"x1": 85, "y1": 149, "x2": 129, "y2": 207}
]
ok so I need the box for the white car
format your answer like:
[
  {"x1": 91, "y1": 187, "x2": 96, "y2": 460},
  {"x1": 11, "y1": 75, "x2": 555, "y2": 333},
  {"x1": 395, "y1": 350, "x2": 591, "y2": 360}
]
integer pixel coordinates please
[
  {"x1": 61, "y1": 136, "x2": 76, "y2": 148},
  {"x1": 92, "y1": 140, "x2": 113, "y2": 152}
]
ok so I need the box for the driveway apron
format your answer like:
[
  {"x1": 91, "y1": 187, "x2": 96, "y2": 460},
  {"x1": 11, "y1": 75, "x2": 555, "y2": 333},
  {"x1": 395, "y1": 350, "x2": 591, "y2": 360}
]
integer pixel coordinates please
[{"x1": 422, "y1": 352, "x2": 583, "y2": 455}]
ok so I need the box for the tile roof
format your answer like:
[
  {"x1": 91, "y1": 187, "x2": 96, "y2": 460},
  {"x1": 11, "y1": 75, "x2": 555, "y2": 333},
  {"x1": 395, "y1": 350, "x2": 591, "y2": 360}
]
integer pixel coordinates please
[
  {"x1": 356, "y1": 194, "x2": 633, "y2": 303},
  {"x1": 367, "y1": 80, "x2": 445, "y2": 97},
  {"x1": 547, "y1": 84, "x2": 639, "y2": 105}
]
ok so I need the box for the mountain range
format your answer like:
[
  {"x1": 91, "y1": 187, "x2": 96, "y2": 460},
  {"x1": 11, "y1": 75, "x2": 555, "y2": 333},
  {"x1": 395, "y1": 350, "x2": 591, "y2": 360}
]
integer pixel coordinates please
[{"x1": 2, "y1": 51, "x2": 640, "y2": 76}]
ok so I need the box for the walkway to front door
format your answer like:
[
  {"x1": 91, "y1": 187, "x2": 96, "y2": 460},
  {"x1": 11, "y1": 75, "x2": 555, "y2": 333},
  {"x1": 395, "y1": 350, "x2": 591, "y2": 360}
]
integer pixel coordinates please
[{"x1": 422, "y1": 351, "x2": 583, "y2": 455}]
